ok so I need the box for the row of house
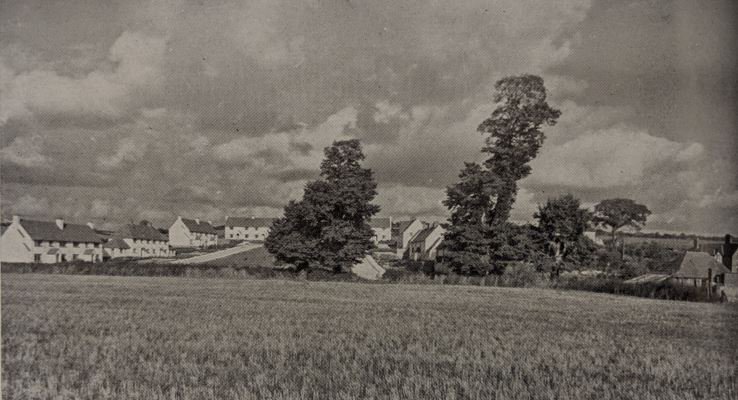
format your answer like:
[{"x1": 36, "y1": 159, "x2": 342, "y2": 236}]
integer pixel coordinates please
[{"x1": 0, "y1": 214, "x2": 407, "y2": 264}]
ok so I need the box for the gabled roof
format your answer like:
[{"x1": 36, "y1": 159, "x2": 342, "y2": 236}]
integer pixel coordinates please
[
  {"x1": 103, "y1": 237, "x2": 130, "y2": 249},
  {"x1": 225, "y1": 217, "x2": 276, "y2": 229},
  {"x1": 180, "y1": 218, "x2": 218, "y2": 234},
  {"x1": 368, "y1": 217, "x2": 391, "y2": 229},
  {"x1": 392, "y1": 219, "x2": 418, "y2": 234},
  {"x1": 410, "y1": 226, "x2": 442, "y2": 244},
  {"x1": 673, "y1": 252, "x2": 731, "y2": 279},
  {"x1": 116, "y1": 224, "x2": 167, "y2": 241},
  {"x1": 18, "y1": 219, "x2": 102, "y2": 243}
]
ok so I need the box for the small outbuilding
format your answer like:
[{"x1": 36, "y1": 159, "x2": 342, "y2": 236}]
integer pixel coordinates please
[{"x1": 671, "y1": 251, "x2": 730, "y2": 287}]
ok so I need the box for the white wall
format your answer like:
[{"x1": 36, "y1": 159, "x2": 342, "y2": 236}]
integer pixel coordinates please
[
  {"x1": 225, "y1": 226, "x2": 270, "y2": 241},
  {"x1": 168, "y1": 218, "x2": 193, "y2": 247},
  {"x1": 0, "y1": 222, "x2": 34, "y2": 263}
]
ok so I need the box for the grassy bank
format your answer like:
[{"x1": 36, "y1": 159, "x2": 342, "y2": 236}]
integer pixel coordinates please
[{"x1": 2, "y1": 274, "x2": 736, "y2": 399}]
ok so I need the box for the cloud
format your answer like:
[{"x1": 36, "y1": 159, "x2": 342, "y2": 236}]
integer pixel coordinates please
[
  {"x1": 0, "y1": 135, "x2": 48, "y2": 168},
  {"x1": 0, "y1": 31, "x2": 166, "y2": 125},
  {"x1": 528, "y1": 127, "x2": 704, "y2": 188}
]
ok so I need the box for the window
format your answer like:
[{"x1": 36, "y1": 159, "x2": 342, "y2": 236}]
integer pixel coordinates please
[
  {"x1": 74, "y1": 242, "x2": 80, "y2": 247},
  {"x1": 34, "y1": 254, "x2": 41, "y2": 262},
  {"x1": 35, "y1": 240, "x2": 42, "y2": 247},
  {"x1": 60, "y1": 254, "x2": 67, "y2": 262},
  {"x1": 94, "y1": 243, "x2": 100, "y2": 248},
  {"x1": 72, "y1": 254, "x2": 78, "y2": 260}
]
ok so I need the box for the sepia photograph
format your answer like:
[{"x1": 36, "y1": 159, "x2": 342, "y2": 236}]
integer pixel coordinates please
[{"x1": 1, "y1": 0, "x2": 736, "y2": 398}]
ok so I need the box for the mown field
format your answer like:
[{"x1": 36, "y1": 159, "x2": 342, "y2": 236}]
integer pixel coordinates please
[{"x1": 2, "y1": 274, "x2": 736, "y2": 399}]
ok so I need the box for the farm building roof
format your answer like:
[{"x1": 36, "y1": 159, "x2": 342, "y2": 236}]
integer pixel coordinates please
[
  {"x1": 672, "y1": 252, "x2": 730, "y2": 279},
  {"x1": 368, "y1": 217, "x2": 392, "y2": 229},
  {"x1": 225, "y1": 217, "x2": 276, "y2": 229},
  {"x1": 18, "y1": 218, "x2": 102, "y2": 243},
  {"x1": 116, "y1": 224, "x2": 167, "y2": 241},
  {"x1": 181, "y1": 218, "x2": 218, "y2": 234}
]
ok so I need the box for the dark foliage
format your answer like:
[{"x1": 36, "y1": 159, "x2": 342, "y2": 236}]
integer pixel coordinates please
[{"x1": 264, "y1": 139, "x2": 380, "y2": 272}]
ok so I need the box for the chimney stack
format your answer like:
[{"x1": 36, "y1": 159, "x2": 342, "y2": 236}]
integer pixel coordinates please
[
  {"x1": 55, "y1": 218, "x2": 64, "y2": 229},
  {"x1": 87, "y1": 222, "x2": 95, "y2": 230},
  {"x1": 726, "y1": 234, "x2": 733, "y2": 244},
  {"x1": 195, "y1": 218, "x2": 200, "y2": 224},
  {"x1": 12, "y1": 215, "x2": 20, "y2": 224}
]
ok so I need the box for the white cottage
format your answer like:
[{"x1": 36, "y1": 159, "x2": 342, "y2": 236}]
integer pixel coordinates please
[
  {"x1": 224, "y1": 217, "x2": 275, "y2": 242},
  {"x1": 391, "y1": 219, "x2": 426, "y2": 258},
  {"x1": 0, "y1": 216, "x2": 104, "y2": 263},
  {"x1": 368, "y1": 217, "x2": 392, "y2": 244},
  {"x1": 168, "y1": 216, "x2": 218, "y2": 248},
  {"x1": 408, "y1": 224, "x2": 445, "y2": 261}
]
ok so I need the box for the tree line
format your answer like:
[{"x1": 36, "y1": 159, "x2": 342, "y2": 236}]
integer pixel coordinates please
[{"x1": 266, "y1": 75, "x2": 651, "y2": 274}]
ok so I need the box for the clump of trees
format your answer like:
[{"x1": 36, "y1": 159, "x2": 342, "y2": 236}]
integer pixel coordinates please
[{"x1": 265, "y1": 139, "x2": 380, "y2": 272}]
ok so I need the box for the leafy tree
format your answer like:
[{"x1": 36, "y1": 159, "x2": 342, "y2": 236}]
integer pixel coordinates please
[
  {"x1": 593, "y1": 198, "x2": 651, "y2": 245},
  {"x1": 534, "y1": 194, "x2": 592, "y2": 262},
  {"x1": 265, "y1": 139, "x2": 380, "y2": 272},
  {"x1": 442, "y1": 75, "x2": 559, "y2": 273},
  {"x1": 478, "y1": 75, "x2": 561, "y2": 225}
]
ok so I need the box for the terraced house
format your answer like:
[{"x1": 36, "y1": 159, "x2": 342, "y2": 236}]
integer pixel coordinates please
[
  {"x1": 103, "y1": 223, "x2": 173, "y2": 259},
  {"x1": 0, "y1": 216, "x2": 103, "y2": 263},
  {"x1": 224, "y1": 217, "x2": 275, "y2": 242},
  {"x1": 168, "y1": 216, "x2": 218, "y2": 248}
]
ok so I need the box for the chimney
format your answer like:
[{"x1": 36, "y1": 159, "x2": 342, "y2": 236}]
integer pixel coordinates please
[
  {"x1": 12, "y1": 215, "x2": 20, "y2": 224},
  {"x1": 693, "y1": 237, "x2": 700, "y2": 251},
  {"x1": 726, "y1": 234, "x2": 733, "y2": 245},
  {"x1": 55, "y1": 218, "x2": 64, "y2": 229},
  {"x1": 87, "y1": 222, "x2": 95, "y2": 230},
  {"x1": 207, "y1": 220, "x2": 212, "y2": 225},
  {"x1": 195, "y1": 218, "x2": 200, "y2": 224}
]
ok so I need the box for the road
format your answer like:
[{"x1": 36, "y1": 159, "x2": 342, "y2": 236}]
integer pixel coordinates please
[{"x1": 170, "y1": 242, "x2": 263, "y2": 265}]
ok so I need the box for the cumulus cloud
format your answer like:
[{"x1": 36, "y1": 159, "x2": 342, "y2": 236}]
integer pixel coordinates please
[
  {"x1": 0, "y1": 135, "x2": 48, "y2": 168},
  {"x1": 529, "y1": 127, "x2": 704, "y2": 188},
  {"x1": 0, "y1": 31, "x2": 166, "y2": 125}
]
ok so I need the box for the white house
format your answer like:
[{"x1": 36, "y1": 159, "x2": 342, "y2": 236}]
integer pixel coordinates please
[
  {"x1": 0, "y1": 216, "x2": 104, "y2": 263},
  {"x1": 392, "y1": 219, "x2": 426, "y2": 257},
  {"x1": 224, "y1": 217, "x2": 276, "y2": 241},
  {"x1": 408, "y1": 224, "x2": 445, "y2": 261},
  {"x1": 368, "y1": 217, "x2": 392, "y2": 244},
  {"x1": 168, "y1": 216, "x2": 218, "y2": 248},
  {"x1": 103, "y1": 223, "x2": 173, "y2": 259}
]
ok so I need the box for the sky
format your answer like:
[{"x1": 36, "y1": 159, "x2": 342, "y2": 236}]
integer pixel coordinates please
[{"x1": 0, "y1": 0, "x2": 736, "y2": 235}]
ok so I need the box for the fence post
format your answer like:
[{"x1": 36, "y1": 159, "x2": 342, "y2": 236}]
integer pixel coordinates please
[{"x1": 707, "y1": 268, "x2": 712, "y2": 300}]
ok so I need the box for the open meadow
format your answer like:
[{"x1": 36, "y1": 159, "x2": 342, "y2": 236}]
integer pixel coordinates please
[{"x1": 2, "y1": 273, "x2": 737, "y2": 400}]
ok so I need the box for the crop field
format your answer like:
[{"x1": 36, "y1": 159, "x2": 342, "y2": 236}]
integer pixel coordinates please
[{"x1": 2, "y1": 274, "x2": 737, "y2": 399}]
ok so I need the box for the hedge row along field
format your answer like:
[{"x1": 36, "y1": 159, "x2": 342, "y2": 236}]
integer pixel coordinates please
[{"x1": 2, "y1": 274, "x2": 736, "y2": 399}]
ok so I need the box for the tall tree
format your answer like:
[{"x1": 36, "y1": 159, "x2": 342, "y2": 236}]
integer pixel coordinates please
[
  {"x1": 442, "y1": 75, "x2": 559, "y2": 274},
  {"x1": 265, "y1": 139, "x2": 380, "y2": 272},
  {"x1": 593, "y1": 198, "x2": 651, "y2": 244},
  {"x1": 534, "y1": 194, "x2": 592, "y2": 262},
  {"x1": 478, "y1": 75, "x2": 561, "y2": 225}
]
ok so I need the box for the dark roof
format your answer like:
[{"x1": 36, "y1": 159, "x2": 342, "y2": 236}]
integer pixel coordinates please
[
  {"x1": 103, "y1": 237, "x2": 130, "y2": 249},
  {"x1": 19, "y1": 219, "x2": 102, "y2": 243},
  {"x1": 673, "y1": 252, "x2": 731, "y2": 279},
  {"x1": 410, "y1": 226, "x2": 440, "y2": 244},
  {"x1": 225, "y1": 217, "x2": 276, "y2": 229},
  {"x1": 117, "y1": 224, "x2": 167, "y2": 241},
  {"x1": 368, "y1": 217, "x2": 392, "y2": 229},
  {"x1": 392, "y1": 220, "x2": 416, "y2": 234},
  {"x1": 181, "y1": 218, "x2": 218, "y2": 234}
]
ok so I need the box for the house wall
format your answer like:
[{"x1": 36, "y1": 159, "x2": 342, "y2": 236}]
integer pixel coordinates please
[
  {"x1": 372, "y1": 227, "x2": 392, "y2": 244},
  {"x1": 168, "y1": 218, "x2": 193, "y2": 247},
  {"x1": 395, "y1": 220, "x2": 425, "y2": 255},
  {"x1": 0, "y1": 222, "x2": 34, "y2": 263},
  {"x1": 225, "y1": 226, "x2": 270, "y2": 241},
  {"x1": 408, "y1": 227, "x2": 445, "y2": 261},
  {"x1": 122, "y1": 238, "x2": 172, "y2": 257}
]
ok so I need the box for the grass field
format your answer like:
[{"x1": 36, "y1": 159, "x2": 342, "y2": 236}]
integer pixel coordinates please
[{"x1": 2, "y1": 274, "x2": 736, "y2": 399}]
